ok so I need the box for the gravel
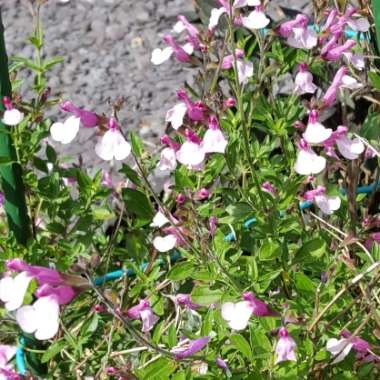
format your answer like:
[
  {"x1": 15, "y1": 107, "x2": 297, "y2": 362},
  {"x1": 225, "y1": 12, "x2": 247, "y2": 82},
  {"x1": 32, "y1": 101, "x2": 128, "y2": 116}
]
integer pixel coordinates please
[{"x1": 0, "y1": 0, "x2": 311, "y2": 173}]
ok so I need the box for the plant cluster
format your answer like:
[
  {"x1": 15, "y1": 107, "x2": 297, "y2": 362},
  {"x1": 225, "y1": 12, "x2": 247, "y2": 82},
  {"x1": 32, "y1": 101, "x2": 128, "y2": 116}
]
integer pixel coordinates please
[{"x1": 0, "y1": 0, "x2": 380, "y2": 379}]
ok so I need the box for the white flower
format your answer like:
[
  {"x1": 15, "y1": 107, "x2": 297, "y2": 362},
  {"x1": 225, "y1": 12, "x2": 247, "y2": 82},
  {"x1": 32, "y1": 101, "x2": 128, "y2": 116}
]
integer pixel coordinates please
[
  {"x1": 336, "y1": 135, "x2": 364, "y2": 160},
  {"x1": 150, "y1": 211, "x2": 170, "y2": 228},
  {"x1": 95, "y1": 129, "x2": 131, "y2": 161},
  {"x1": 326, "y1": 338, "x2": 353, "y2": 363},
  {"x1": 303, "y1": 121, "x2": 332, "y2": 144},
  {"x1": 221, "y1": 301, "x2": 253, "y2": 330},
  {"x1": 165, "y1": 102, "x2": 187, "y2": 130},
  {"x1": 237, "y1": 60, "x2": 253, "y2": 85},
  {"x1": 151, "y1": 47, "x2": 174, "y2": 65},
  {"x1": 295, "y1": 148, "x2": 326, "y2": 175},
  {"x1": 242, "y1": 9, "x2": 270, "y2": 30},
  {"x1": 341, "y1": 75, "x2": 363, "y2": 90},
  {"x1": 2, "y1": 108, "x2": 24, "y2": 126},
  {"x1": 209, "y1": 7, "x2": 227, "y2": 30},
  {"x1": 16, "y1": 296, "x2": 60, "y2": 340},
  {"x1": 0, "y1": 272, "x2": 32, "y2": 311},
  {"x1": 176, "y1": 141, "x2": 206, "y2": 169},
  {"x1": 50, "y1": 116, "x2": 80, "y2": 144},
  {"x1": 153, "y1": 234, "x2": 177, "y2": 252},
  {"x1": 315, "y1": 194, "x2": 341, "y2": 215},
  {"x1": 202, "y1": 129, "x2": 228, "y2": 154},
  {"x1": 157, "y1": 147, "x2": 177, "y2": 171}
]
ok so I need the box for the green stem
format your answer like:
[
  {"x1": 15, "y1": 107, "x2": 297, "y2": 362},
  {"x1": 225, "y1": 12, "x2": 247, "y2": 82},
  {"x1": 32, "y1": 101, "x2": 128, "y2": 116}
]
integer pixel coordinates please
[{"x1": 0, "y1": 10, "x2": 30, "y2": 245}]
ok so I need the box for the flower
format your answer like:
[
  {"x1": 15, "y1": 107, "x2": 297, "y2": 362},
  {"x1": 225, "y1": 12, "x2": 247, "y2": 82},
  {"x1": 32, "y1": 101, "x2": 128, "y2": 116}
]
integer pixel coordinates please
[
  {"x1": 50, "y1": 115, "x2": 80, "y2": 144},
  {"x1": 176, "y1": 130, "x2": 205, "y2": 170},
  {"x1": 171, "y1": 337, "x2": 210, "y2": 359},
  {"x1": 165, "y1": 102, "x2": 187, "y2": 130},
  {"x1": 153, "y1": 234, "x2": 177, "y2": 252},
  {"x1": 221, "y1": 301, "x2": 253, "y2": 330},
  {"x1": 242, "y1": 6, "x2": 270, "y2": 30},
  {"x1": 95, "y1": 118, "x2": 131, "y2": 161},
  {"x1": 326, "y1": 337, "x2": 353, "y2": 363},
  {"x1": 16, "y1": 295, "x2": 60, "y2": 340},
  {"x1": 0, "y1": 272, "x2": 32, "y2": 311},
  {"x1": 294, "y1": 140, "x2": 326, "y2": 175},
  {"x1": 1, "y1": 97, "x2": 24, "y2": 126},
  {"x1": 294, "y1": 63, "x2": 317, "y2": 95},
  {"x1": 344, "y1": 6, "x2": 370, "y2": 32},
  {"x1": 216, "y1": 357, "x2": 229, "y2": 372},
  {"x1": 278, "y1": 14, "x2": 317, "y2": 50},
  {"x1": 236, "y1": 60, "x2": 253, "y2": 85},
  {"x1": 303, "y1": 186, "x2": 341, "y2": 215},
  {"x1": 60, "y1": 100, "x2": 98, "y2": 128},
  {"x1": 177, "y1": 89, "x2": 207, "y2": 122},
  {"x1": 303, "y1": 110, "x2": 332, "y2": 145},
  {"x1": 0, "y1": 345, "x2": 19, "y2": 380},
  {"x1": 242, "y1": 291, "x2": 278, "y2": 317},
  {"x1": 202, "y1": 116, "x2": 228, "y2": 154},
  {"x1": 151, "y1": 35, "x2": 193, "y2": 65},
  {"x1": 322, "y1": 66, "x2": 348, "y2": 107},
  {"x1": 275, "y1": 327, "x2": 297, "y2": 364},
  {"x1": 176, "y1": 294, "x2": 200, "y2": 310},
  {"x1": 126, "y1": 299, "x2": 159, "y2": 332},
  {"x1": 322, "y1": 39, "x2": 356, "y2": 62},
  {"x1": 150, "y1": 211, "x2": 171, "y2": 228},
  {"x1": 262, "y1": 181, "x2": 276, "y2": 196}
]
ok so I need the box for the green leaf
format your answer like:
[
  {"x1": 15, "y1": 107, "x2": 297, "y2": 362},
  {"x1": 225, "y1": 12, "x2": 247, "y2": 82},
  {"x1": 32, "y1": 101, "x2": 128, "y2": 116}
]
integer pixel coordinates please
[
  {"x1": 139, "y1": 357, "x2": 176, "y2": 380},
  {"x1": 130, "y1": 131, "x2": 144, "y2": 157},
  {"x1": 168, "y1": 261, "x2": 195, "y2": 281},
  {"x1": 295, "y1": 238, "x2": 326, "y2": 263},
  {"x1": 122, "y1": 188, "x2": 154, "y2": 220},
  {"x1": 226, "y1": 202, "x2": 254, "y2": 222},
  {"x1": 294, "y1": 272, "x2": 316, "y2": 294},
  {"x1": 372, "y1": 0, "x2": 380, "y2": 53},
  {"x1": 119, "y1": 164, "x2": 141, "y2": 186},
  {"x1": 259, "y1": 240, "x2": 282, "y2": 261},
  {"x1": 360, "y1": 112, "x2": 380, "y2": 141},
  {"x1": 230, "y1": 334, "x2": 252, "y2": 359},
  {"x1": 368, "y1": 72, "x2": 380, "y2": 91},
  {"x1": 41, "y1": 340, "x2": 66, "y2": 363},
  {"x1": 92, "y1": 207, "x2": 115, "y2": 221},
  {"x1": 191, "y1": 286, "x2": 222, "y2": 306}
]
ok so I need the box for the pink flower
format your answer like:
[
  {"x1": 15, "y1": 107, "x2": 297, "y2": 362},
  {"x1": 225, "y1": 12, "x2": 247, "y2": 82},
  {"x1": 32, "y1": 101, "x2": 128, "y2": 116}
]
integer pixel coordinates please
[
  {"x1": 221, "y1": 49, "x2": 245, "y2": 69},
  {"x1": 126, "y1": 299, "x2": 159, "y2": 332},
  {"x1": 262, "y1": 181, "x2": 276, "y2": 195},
  {"x1": 303, "y1": 110, "x2": 332, "y2": 144},
  {"x1": 0, "y1": 192, "x2": 4, "y2": 208},
  {"x1": 294, "y1": 63, "x2": 317, "y2": 95},
  {"x1": 176, "y1": 294, "x2": 200, "y2": 310},
  {"x1": 1, "y1": 97, "x2": 24, "y2": 126},
  {"x1": 209, "y1": 216, "x2": 218, "y2": 236},
  {"x1": 177, "y1": 90, "x2": 208, "y2": 122},
  {"x1": 171, "y1": 337, "x2": 210, "y2": 359},
  {"x1": 344, "y1": 6, "x2": 370, "y2": 32},
  {"x1": 275, "y1": 327, "x2": 297, "y2": 363},
  {"x1": 0, "y1": 345, "x2": 18, "y2": 379},
  {"x1": 175, "y1": 15, "x2": 199, "y2": 40},
  {"x1": 165, "y1": 102, "x2": 187, "y2": 130},
  {"x1": 326, "y1": 337, "x2": 353, "y2": 363},
  {"x1": 101, "y1": 170, "x2": 113, "y2": 188},
  {"x1": 278, "y1": 14, "x2": 317, "y2": 49},
  {"x1": 303, "y1": 186, "x2": 341, "y2": 215},
  {"x1": 325, "y1": 126, "x2": 364, "y2": 160},
  {"x1": 202, "y1": 116, "x2": 228, "y2": 154},
  {"x1": 322, "y1": 39, "x2": 356, "y2": 62},
  {"x1": 35, "y1": 284, "x2": 76, "y2": 305},
  {"x1": 322, "y1": 66, "x2": 347, "y2": 107},
  {"x1": 223, "y1": 97, "x2": 236, "y2": 108},
  {"x1": 95, "y1": 118, "x2": 131, "y2": 161},
  {"x1": 60, "y1": 100, "x2": 98, "y2": 128},
  {"x1": 194, "y1": 188, "x2": 210, "y2": 200},
  {"x1": 237, "y1": 60, "x2": 253, "y2": 84},
  {"x1": 242, "y1": 292, "x2": 278, "y2": 317}
]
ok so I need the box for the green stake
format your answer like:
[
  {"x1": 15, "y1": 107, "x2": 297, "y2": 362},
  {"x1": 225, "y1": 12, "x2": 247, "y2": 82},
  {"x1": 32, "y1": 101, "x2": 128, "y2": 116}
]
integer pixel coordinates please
[
  {"x1": 0, "y1": 9, "x2": 30, "y2": 245},
  {"x1": 373, "y1": 0, "x2": 380, "y2": 53}
]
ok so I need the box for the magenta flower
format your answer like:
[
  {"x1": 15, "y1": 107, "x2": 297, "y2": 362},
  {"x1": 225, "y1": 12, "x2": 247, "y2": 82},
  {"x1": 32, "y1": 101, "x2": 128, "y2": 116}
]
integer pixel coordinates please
[
  {"x1": 176, "y1": 294, "x2": 200, "y2": 310},
  {"x1": 221, "y1": 49, "x2": 245, "y2": 70},
  {"x1": 275, "y1": 327, "x2": 297, "y2": 364},
  {"x1": 303, "y1": 186, "x2": 341, "y2": 215},
  {"x1": 177, "y1": 89, "x2": 207, "y2": 122},
  {"x1": 322, "y1": 66, "x2": 347, "y2": 107},
  {"x1": 243, "y1": 292, "x2": 278, "y2": 317},
  {"x1": 126, "y1": 299, "x2": 159, "y2": 332},
  {"x1": 35, "y1": 284, "x2": 76, "y2": 305},
  {"x1": 60, "y1": 100, "x2": 98, "y2": 128},
  {"x1": 262, "y1": 181, "x2": 276, "y2": 196},
  {"x1": 195, "y1": 188, "x2": 210, "y2": 201},
  {"x1": 171, "y1": 337, "x2": 210, "y2": 359},
  {"x1": 322, "y1": 39, "x2": 356, "y2": 62},
  {"x1": 216, "y1": 357, "x2": 229, "y2": 372},
  {"x1": 1, "y1": 96, "x2": 24, "y2": 126},
  {"x1": 0, "y1": 192, "x2": 4, "y2": 208}
]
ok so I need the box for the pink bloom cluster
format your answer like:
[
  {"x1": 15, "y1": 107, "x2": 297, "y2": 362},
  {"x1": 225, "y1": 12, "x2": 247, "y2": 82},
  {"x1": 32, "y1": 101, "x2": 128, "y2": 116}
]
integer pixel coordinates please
[{"x1": 0, "y1": 259, "x2": 80, "y2": 340}]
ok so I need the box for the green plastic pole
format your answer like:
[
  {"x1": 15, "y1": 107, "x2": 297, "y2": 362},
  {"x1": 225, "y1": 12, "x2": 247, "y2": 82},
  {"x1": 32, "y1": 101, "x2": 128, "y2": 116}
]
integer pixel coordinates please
[
  {"x1": 373, "y1": 0, "x2": 380, "y2": 53},
  {"x1": 0, "y1": 9, "x2": 30, "y2": 245}
]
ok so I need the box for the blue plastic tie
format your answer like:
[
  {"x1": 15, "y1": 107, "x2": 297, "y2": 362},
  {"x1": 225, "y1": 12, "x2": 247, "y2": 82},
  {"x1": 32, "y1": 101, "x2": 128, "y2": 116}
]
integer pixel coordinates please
[{"x1": 16, "y1": 336, "x2": 26, "y2": 376}]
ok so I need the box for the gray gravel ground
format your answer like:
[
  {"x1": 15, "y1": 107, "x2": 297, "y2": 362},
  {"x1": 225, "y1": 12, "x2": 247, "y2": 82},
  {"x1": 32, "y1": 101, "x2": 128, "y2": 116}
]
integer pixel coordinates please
[{"x1": 0, "y1": 0, "x2": 310, "y2": 171}]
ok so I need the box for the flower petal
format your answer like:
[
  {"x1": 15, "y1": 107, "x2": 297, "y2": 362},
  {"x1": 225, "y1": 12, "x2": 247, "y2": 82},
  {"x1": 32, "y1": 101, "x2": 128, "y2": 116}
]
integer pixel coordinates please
[
  {"x1": 295, "y1": 148, "x2": 326, "y2": 175},
  {"x1": 165, "y1": 102, "x2": 187, "y2": 130},
  {"x1": 2, "y1": 109, "x2": 24, "y2": 126},
  {"x1": 151, "y1": 47, "x2": 174, "y2": 65},
  {"x1": 153, "y1": 234, "x2": 177, "y2": 252}
]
